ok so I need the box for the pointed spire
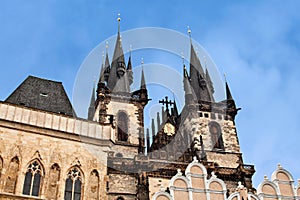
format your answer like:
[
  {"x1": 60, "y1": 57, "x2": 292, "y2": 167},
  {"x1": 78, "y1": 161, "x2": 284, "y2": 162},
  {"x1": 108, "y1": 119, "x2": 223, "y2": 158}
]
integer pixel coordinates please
[
  {"x1": 172, "y1": 99, "x2": 179, "y2": 117},
  {"x1": 225, "y1": 79, "x2": 233, "y2": 100},
  {"x1": 117, "y1": 13, "x2": 121, "y2": 33},
  {"x1": 188, "y1": 26, "x2": 213, "y2": 102},
  {"x1": 183, "y1": 64, "x2": 189, "y2": 78},
  {"x1": 107, "y1": 14, "x2": 126, "y2": 90},
  {"x1": 157, "y1": 112, "x2": 161, "y2": 130},
  {"x1": 88, "y1": 84, "x2": 96, "y2": 121},
  {"x1": 127, "y1": 46, "x2": 133, "y2": 85},
  {"x1": 112, "y1": 73, "x2": 130, "y2": 94},
  {"x1": 183, "y1": 64, "x2": 195, "y2": 104},
  {"x1": 146, "y1": 128, "x2": 150, "y2": 153},
  {"x1": 205, "y1": 68, "x2": 215, "y2": 101},
  {"x1": 140, "y1": 60, "x2": 146, "y2": 90},
  {"x1": 103, "y1": 42, "x2": 111, "y2": 83},
  {"x1": 151, "y1": 118, "x2": 155, "y2": 144},
  {"x1": 98, "y1": 52, "x2": 105, "y2": 83}
]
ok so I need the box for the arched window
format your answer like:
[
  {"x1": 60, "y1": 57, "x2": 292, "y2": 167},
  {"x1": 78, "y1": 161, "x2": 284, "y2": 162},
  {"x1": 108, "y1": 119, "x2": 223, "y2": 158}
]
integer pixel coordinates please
[
  {"x1": 117, "y1": 111, "x2": 128, "y2": 141},
  {"x1": 117, "y1": 197, "x2": 124, "y2": 200},
  {"x1": 89, "y1": 170, "x2": 99, "y2": 199},
  {"x1": 47, "y1": 164, "x2": 60, "y2": 199},
  {"x1": 4, "y1": 156, "x2": 19, "y2": 193},
  {"x1": 64, "y1": 166, "x2": 83, "y2": 200},
  {"x1": 209, "y1": 121, "x2": 224, "y2": 150},
  {"x1": 22, "y1": 160, "x2": 43, "y2": 196}
]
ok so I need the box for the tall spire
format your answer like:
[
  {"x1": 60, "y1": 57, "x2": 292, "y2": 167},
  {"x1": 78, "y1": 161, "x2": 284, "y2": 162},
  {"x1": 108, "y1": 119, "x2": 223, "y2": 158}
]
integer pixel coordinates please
[
  {"x1": 103, "y1": 42, "x2": 111, "y2": 83},
  {"x1": 127, "y1": 45, "x2": 133, "y2": 85},
  {"x1": 205, "y1": 68, "x2": 215, "y2": 101},
  {"x1": 98, "y1": 52, "x2": 105, "y2": 83},
  {"x1": 188, "y1": 26, "x2": 213, "y2": 102},
  {"x1": 224, "y1": 75, "x2": 239, "y2": 120},
  {"x1": 88, "y1": 84, "x2": 96, "y2": 121},
  {"x1": 172, "y1": 98, "x2": 179, "y2": 118},
  {"x1": 183, "y1": 64, "x2": 195, "y2": 104},
  {"x1": 140, "y1": 59, "x2": 146, "y2": 90},
  {"x1": 151, "y1": 118, "x2": 155, "y2": 145},
  {"x1": 107, "y1": 14, "x2": 126, "y2": 90},
  {"x1": 146, "y1": 128, "x2": 150, "y2": 153},
  {"x1": 225, "y1": 78, "x2": 233, "y2": 100}
]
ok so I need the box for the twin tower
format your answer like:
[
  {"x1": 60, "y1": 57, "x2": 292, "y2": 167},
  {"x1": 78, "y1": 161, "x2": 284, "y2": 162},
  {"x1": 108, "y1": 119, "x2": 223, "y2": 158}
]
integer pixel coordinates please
[{"x1": 87, "y1": 19, "x2": 255, "y2": 196}]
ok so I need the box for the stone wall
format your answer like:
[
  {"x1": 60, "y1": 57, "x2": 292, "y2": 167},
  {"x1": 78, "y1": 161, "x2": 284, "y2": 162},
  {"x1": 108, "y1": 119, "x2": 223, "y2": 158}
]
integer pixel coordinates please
[
  {"x1": 0, "y1": 102, "x2": 111, "y2": 200},
  {"x1": 152, "y1": 158, "x2": 300, "y2": 200}
]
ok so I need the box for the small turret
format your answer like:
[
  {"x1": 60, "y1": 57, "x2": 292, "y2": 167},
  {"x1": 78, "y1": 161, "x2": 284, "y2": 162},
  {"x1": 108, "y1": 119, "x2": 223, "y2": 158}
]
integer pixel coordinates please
[
  {"x1": 127, "y1": 53, "x2": 133, "y2": 85},
  {"x1": 139, "y1": 67, "x2": 148, "y2": 106},
  {"x1": 88, "y1": 85, "x2": 96, "y2": 121}
]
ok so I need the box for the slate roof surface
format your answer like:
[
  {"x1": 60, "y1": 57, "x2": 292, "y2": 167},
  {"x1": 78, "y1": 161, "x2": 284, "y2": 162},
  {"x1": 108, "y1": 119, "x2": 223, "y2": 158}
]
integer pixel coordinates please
[{"x1": 5, "y1": 76, "x2": 76, "y2": 117}]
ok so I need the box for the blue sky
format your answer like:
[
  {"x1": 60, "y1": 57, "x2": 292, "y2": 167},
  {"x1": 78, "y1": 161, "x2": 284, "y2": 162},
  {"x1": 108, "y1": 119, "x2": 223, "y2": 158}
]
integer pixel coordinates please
[{"x1": 1, "y1": 0, "x2": 300, "y2": 187}]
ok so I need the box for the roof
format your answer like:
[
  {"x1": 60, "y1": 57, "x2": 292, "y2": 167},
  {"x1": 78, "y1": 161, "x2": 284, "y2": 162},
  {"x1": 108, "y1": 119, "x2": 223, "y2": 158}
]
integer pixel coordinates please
[{"x1": 5, "y1": 76, "x2": 76, "y2": 117}]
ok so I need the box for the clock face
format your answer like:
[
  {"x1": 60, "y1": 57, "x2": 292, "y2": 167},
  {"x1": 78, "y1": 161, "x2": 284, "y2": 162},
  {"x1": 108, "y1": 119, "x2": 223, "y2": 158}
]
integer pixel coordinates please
[{"x1": 163, "y1": 123, "x2": 175, "y2": 136}]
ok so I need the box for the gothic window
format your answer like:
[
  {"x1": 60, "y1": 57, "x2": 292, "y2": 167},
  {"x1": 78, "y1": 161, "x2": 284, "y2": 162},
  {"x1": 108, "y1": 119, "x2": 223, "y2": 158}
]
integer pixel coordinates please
[
  {"x1": 47, "y1": 164, "x2": 61, "y2": 199},
  {"x1": 117, "y1": 197, "x2": 124, "y2": 200},
  {"x1": 4, "y1": 157, "x2": 19, "y2": 193},
  {"x1": 209, "y1": 121, "x2": 224, "y2": 150},
  {"x1": 64, "y1": 166, "x2": 83, "y2": 200},
  {"x1": 89, "y1": 170, "x2": 99, "y2": 199},
  {"x1": 22, "y1": 160, "x2": 43, "y2": 196},
  {"x1": 117, "y1": 111, "x2": 128, "y2": 141}
]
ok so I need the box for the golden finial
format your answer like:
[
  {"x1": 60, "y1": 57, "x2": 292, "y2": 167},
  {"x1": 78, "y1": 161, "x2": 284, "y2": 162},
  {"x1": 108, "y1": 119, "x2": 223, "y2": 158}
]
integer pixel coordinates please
[
  {"x1": 187, "y1": 26, "x2": 191, "y2": 35},
  {"x1": 187, "y1": 26, "x2": 192, "y2": 43},
  {"x1": 141, "y1": 58, "x2": 144, "y2": 65},
  {"x1": 117, "y1": 13, "x2": 121, "y2": 33}
]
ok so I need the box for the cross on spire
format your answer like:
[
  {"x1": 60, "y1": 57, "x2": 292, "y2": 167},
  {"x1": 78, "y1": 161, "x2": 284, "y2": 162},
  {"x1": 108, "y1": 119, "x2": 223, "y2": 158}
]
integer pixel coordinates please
[{"x1": 159, "y1": 96, "x2": 174, "y2": 112}]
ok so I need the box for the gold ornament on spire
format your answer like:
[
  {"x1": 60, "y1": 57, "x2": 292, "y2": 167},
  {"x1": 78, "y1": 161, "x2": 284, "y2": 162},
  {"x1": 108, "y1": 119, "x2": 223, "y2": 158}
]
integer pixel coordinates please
[
  {"x1": 141, "y1": 58, "x2": 144, "y2": 65},
  {"x1": 187, "y1": 26, "x2": 191, "y2": 35},
  {"x1": 117, "y1": 13, "x2": 121, "y2": 22},
  {"x1": 187, "y1": 26, "x2": 192, "y2": 42},
  {"x1": 117, "y1": 13, "x2": 121, "y2": 33}
]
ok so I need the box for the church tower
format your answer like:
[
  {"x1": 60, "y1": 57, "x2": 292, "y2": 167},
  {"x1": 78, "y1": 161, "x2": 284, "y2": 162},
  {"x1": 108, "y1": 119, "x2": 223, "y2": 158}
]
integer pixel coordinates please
[
  {"x1": 86, "y1": 21, "x2": 255, "y2": 199},
  {"x1": 92, "y1": 16, "x2": 149, "y2": 158},
  {"x1": 148, "y1": 28, "x2": 255, "y2": 196}
]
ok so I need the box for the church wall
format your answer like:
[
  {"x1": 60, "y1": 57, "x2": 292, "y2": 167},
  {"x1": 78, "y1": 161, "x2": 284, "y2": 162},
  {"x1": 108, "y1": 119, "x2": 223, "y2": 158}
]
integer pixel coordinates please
[
  {"x1": 107, "y1": 100, "x2": 141, "y2": 150},
  {"x1": 0, "y1": 102, "x2": 111, "y2": 200},
  {"x1": 148, "y1": 177, "x2": 170, "y2": 200},
  {"x1": 108, "y1": 174, "x2": 138, "y2": 197}
]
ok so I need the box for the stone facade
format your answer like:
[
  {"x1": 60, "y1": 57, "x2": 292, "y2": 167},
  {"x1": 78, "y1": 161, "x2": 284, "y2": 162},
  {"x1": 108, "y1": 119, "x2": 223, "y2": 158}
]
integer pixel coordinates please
[
  {"x1": 0, "y1": 23, "x2": 298, "y2": 200},
  {"x1": 152, "y1": 158, "x2": 300, "y2": 200},
  {"x1": 0, "y1": 102, "x2": 111, "y2": 199}
]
